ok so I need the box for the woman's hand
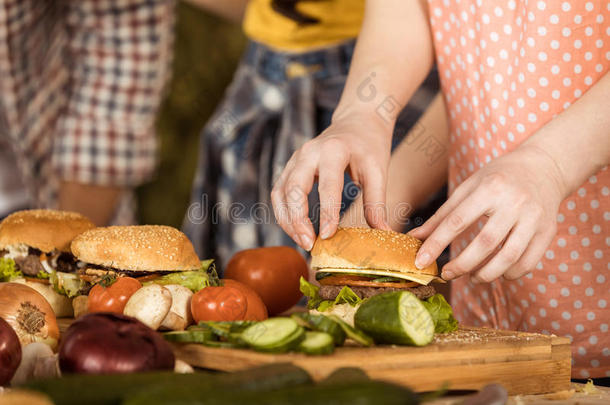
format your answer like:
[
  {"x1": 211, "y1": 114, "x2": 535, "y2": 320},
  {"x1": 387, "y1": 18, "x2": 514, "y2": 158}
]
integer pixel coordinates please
[
  {"x1": 409, "y1": 145, "x2": 566, "y2": 283},
  {"x1": 271, "y1": 112, "x2": 393, "y2": 251}
]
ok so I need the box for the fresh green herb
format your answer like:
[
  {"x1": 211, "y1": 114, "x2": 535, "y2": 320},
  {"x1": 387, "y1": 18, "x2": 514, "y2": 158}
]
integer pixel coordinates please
[
  {"x1": 422, "y1": 294, "x2": 458, "y2": 333},
  {"x1": 371, "y1": 276, "x2": 402, "y2": 283},
  {"x1": 0, "y1": 258, "x2": 23, "y2": 282},
  {"x1": 314, "y1": 272, "x2": 333, "y2": 281}
]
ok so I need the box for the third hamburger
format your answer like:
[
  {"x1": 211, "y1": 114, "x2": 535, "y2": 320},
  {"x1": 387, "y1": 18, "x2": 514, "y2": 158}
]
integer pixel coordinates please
[{"x1": 301, "y1": 227, "x2": 454, "y2": 328}]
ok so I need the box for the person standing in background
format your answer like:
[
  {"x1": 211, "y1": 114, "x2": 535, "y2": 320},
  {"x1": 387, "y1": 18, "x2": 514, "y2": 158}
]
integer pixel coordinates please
[
  {"x1": 0, "y1": 0, "x2": 174, "y2": 225},
  {"x1": 183, "y1": 0, "x2": 442, "y2": 270},
  {"x1": 272, "y1": 0, "x2": 609, "y2": 380}
]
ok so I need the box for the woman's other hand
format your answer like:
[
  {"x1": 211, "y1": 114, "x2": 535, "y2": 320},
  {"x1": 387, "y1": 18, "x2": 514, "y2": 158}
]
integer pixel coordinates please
[{"x1": 410, "y1": 145, "x2": 566, "y2": 283}]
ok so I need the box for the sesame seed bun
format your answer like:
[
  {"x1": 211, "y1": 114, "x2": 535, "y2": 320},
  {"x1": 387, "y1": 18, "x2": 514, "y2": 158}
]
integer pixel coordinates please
[
  {"x1": 71, "y1": 225, "x2": 201, "y2": 272},
  {"x1": 310, "y1": 227, "x2": 438, "y2": 276},
  {"x1": 0, "y1": 209, "x2": 95, "y2": 253}
]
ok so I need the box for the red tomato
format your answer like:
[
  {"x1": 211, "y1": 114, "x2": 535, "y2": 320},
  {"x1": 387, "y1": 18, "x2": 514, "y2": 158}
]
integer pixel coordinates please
[
  {"x1": 88, "y1": 277, "x2": 142, "y2": 314},
  {"x1": 191, "y1": 286, "x2": 248, "y2": 322},
  {"x1": 225, "y1": 246, "x2": 309, "y2": 315},
  {"x1": 223, "y1": 279, "x2": 268, "y2": 321}
]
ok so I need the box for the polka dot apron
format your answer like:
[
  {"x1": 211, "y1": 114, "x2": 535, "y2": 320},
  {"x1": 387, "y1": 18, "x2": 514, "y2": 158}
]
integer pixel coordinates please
[{"x1": 428, "y1": 0, "x2": 609, "y2": 378}]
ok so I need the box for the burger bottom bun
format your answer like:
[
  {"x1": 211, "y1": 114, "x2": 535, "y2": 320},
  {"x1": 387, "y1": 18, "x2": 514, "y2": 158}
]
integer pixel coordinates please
[
  {"x1": 13, "y1": 279, "x2": 73, "y2": 317},
  {"x1": 310, "y1": 303, "x2": 360, "y2": 327}
]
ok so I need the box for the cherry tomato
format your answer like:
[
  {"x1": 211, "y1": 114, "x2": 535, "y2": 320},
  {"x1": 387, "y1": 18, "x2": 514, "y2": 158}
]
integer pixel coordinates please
[
  {"x1": 191, "y1": 286, "x2": 248, "y2": 322},
  {"x1": 88, "y1": 277, "x2": 142, "y2": 314},
  {"x1": 225, "y1": 246, "x2": 309, "y2": 315},
  {"x1": 223, "y1": 279, "x2": 268, "y2": 321}
]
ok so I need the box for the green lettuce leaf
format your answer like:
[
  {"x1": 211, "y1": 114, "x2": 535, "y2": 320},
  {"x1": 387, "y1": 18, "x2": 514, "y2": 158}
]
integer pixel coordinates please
[
  {"x1": 0, "y1": 258, "x2": 23, "y2": 282},
  {"x1": 145, "y1": 260, "x2": 217, "y2": 292},
  {"x1": 300, "y1": 277, "x2": 362, "y2": 312},
  {"x1": 422, "y1": 294, "x2": 458, "y2": 333},
  {"x1": 35, "y1": 271, "x2": 50, "y2": 280},
  {"x1": 300, "y1": 276, "x2": 323, "y2": 309},
  {"x1": 50, "y1": 271, "x2": 84, "y2": 298},
  {"x1": 147, "y1": 271, "x2": 210, "y2": 292}
]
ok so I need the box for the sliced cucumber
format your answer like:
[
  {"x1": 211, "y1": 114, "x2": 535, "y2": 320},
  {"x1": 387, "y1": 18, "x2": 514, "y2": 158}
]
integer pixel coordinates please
[
  {"x1": 203, "y1": 340, "x2": 245, "y2": 349},
  {"x1": 354, "y1": 291, "x2": 434, "y2": 346},
  {"x1": 292, "y1": 313, "x2": 346, "y2": 346},
  {"x1": 290, "y1": 313, "x2": 313, "y2": 329},
  {"x1": 242, "y1": 318, "x2": 305, "y2": 352},
  {"x1": 297, "y1": 332, "x2": 335, "y2": 355},
  {"x1": 163, "y1": 329, "x2": 213, "y2": 344},
  {"x1": 198, "y1": 321, "x2": 258, "y2": 338},
  {"x1": 328, "y1": 315, "x2": 373, "y2": 347}
]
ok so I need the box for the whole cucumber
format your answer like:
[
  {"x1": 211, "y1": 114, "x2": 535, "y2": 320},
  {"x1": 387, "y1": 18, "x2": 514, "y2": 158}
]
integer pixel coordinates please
[
  {"x1": 131, "y1": 380, "x2": 419, "y2": 405},
  {"x1": 24, "y1": 363, "x2": 311, "y2": 405},
  {"x1": 354, "y1": 291, "x2": 434, "y2": 346}
]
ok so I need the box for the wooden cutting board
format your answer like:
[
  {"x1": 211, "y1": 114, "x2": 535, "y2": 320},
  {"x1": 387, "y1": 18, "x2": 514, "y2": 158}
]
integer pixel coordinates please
[
  {"x1": 57, "y1": 319, "x2": 571, "y2": 396},
  {"x1": 170, "y1": 326, "x2": 571, "y2": 396}
]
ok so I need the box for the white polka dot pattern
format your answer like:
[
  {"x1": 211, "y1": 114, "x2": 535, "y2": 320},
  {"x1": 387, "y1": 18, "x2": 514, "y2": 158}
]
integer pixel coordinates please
[{"x1": 429, "y1": 0, "x2": 610, "y2": 379}]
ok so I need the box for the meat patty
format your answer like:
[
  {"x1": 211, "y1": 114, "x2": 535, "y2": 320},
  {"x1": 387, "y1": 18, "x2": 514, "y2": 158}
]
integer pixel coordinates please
[
  {"x1": 14, "y1": 254, "x2": 45, "y2": 276},
  {"x1": 56, "y1": 252, "x2": 80, "y2": 273},
  {"x1": 319, "y1": 284, "x2": 437, "y2": 301}
]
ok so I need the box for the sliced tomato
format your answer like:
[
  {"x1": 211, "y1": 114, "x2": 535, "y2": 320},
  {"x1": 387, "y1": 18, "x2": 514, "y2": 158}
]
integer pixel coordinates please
[
  {"x1": 319, "y1": 275, "x2": 419, "y2": 289},
  {"x1": 133, "y1": 273, "x2": 162, "y2": 283}
]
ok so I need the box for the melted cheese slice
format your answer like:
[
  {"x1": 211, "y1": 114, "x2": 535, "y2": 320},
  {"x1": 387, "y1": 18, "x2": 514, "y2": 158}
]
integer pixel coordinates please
[{"x1": 319, "y1": 268, "x2": 444, "y2": 285}]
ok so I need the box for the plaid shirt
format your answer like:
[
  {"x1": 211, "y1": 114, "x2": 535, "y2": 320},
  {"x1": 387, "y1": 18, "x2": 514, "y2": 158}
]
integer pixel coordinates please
[{"x1": 0, "y1": 0, "x2": 174, "y2": 216}]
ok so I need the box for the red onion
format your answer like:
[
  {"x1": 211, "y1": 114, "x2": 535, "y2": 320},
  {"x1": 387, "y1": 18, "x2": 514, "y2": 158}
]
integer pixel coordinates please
[
  {"x1": 0, "y1": 317, "x2": 22, "y2": 385},
  {"x1": 59, "y1": 312, "x2": 175, "y2": 374}
]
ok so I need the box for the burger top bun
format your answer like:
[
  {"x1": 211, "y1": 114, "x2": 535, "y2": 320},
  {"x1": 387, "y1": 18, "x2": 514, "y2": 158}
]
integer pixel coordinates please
[
  {"x1": 71, "y1": 225, "x2": 201, "y2": 272},
  {"x1": 310, "y1": 227, "x2": 438, "y2": 276},
  {"x1": 0, "y1": 209, "x2": 95, "y2": 253}
]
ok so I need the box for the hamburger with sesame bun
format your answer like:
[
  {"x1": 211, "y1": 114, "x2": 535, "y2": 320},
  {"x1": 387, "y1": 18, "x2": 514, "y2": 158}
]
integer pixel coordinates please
[
  {"x1": 0, "y1": 209, "x2": 96, "y2": 316},
  {"x1": 300, "y1": 227, "x2": 454, "y2": 327},
  {"x1": 70, "y1": 225, "x2": 214, "y2": 294}
]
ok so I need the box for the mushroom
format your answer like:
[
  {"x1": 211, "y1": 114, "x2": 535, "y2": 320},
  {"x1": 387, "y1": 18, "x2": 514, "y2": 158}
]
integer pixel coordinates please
[
  {"x1": 174, "y1": 359, "x2": 194, "y2": 374},
  {"x1": 160, "y1": 284, "x2": 193, "y2": 331},
  {"x1": 72, "y1": 295, "x2": 89, "y2": 319},
  {"x1": 123, "y1": 285, "x2": 172, "y2": 330},
  {"x1": 11, "y1": 342, "x2": 60, "y2": 385}
]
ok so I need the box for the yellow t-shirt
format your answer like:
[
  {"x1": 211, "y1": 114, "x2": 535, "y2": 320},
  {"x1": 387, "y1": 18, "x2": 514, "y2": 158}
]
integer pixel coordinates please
[{"x1": 243, "y1": 0, "x2": 364, "y2": 51}]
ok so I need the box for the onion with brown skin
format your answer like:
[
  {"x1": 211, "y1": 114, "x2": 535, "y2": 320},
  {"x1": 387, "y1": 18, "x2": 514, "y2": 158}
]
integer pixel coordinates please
[
  {"x1": 0, "y1": 317, "x2": 22, "y2": 386},
  {"x1": 59, "y1": 312, "x2": 175, "y2": 374},
  {"x1": 0, "y1": 283, "x2": 59, "y2": 351}
]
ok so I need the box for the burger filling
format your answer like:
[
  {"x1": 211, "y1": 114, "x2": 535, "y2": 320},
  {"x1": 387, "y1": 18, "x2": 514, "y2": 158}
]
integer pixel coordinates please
[
  {"x1": 0, "y1": 244, "x2": 83, "y2": 283},
  {"x1": 315, "y1": 273, "x2": 437, "y2": 300},
  {"x1": 318, "y1": 284, "x2": 437, "y2": 301},
  {"x1": 68, "y1": 258, "x2": 218, "y2": 295},
  {"x1": 301, "y1": 271, "x2": 457, "y2": 333}
]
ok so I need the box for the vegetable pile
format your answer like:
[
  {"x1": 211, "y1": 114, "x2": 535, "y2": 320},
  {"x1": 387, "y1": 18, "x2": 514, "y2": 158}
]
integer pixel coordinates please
[
  {"x1": 164, "y1": 286, "x2": 457, "y2": 354},
  {"x1": 300, "y1": 277, "x2": 458, "y2": 334}
]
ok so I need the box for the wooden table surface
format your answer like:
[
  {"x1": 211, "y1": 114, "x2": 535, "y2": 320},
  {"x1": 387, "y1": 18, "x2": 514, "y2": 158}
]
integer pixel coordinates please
[{"x1": 427, "y1": 383, "x2": 610, "y2": 404}]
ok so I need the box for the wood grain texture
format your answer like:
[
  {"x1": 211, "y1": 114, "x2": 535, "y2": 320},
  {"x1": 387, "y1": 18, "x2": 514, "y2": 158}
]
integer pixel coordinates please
[{"x1": 170, "y1": 326, "x2": 571, "y2": 396}]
